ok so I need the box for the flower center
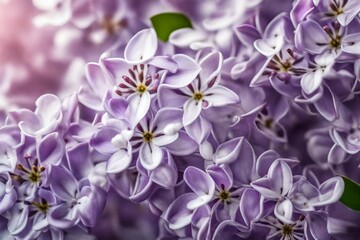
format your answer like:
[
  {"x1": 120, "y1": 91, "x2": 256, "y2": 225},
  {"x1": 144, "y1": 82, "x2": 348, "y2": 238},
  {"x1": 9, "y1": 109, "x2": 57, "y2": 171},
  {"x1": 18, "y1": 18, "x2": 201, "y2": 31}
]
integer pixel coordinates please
[
  {"x1": 282, "y1": 224, "x2": 293, "y2": 237},
  {"x1": 29, "y1": 171, "x2": 41, "y2": 183},
  {"x1": 264, "y1": 118, "x2": 274, "y2": 129},
  {"x1": 219, "y1": 190, "x2": 231, "y2": 202},
  {"x1": 193, "y1": 92, "x2": 203, "y2": 101},
  {"x1": 137, "y1": 84, "x2": 147, "y2": 94},
  {"x1": 100, "y1": 17, "x2": 127, "y2": 35},
  {"x1": 330, "y1": 35, "x2": 342, "y2": 49},
  {"x1": 16, "y1": 163, "x2": 45, "y2": 183},
  {"x1": 142, "y1": 131, "x2": 154, "y2": 143},
  {"x1": 33, "y1": 201, "x2": 49, "y2": 213}
]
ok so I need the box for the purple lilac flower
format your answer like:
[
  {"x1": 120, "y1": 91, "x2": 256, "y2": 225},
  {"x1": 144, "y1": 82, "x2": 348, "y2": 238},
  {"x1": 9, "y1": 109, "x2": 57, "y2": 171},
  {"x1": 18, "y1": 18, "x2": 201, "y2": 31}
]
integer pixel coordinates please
[{"x1": 3, "y1": 0, "x2": 360, "y2": 239}]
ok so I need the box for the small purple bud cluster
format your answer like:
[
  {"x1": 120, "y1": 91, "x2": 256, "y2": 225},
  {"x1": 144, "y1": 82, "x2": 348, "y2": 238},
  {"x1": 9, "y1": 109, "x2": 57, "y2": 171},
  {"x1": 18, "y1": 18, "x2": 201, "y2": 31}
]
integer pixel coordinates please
[{"x1": 1, "y1": 0, "x2": 360, "y2": 239}]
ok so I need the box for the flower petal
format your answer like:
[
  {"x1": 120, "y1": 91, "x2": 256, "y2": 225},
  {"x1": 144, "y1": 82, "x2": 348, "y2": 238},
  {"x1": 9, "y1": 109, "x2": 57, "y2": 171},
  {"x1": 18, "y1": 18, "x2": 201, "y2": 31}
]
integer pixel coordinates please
[
  {"x1": 204, "y1": 85, "x2": 239, "y2": 107},
  {"x1": 139, "y1": 143, "x2": 163, "y2": 170},
  {"x1": 107, "y1": 148, "x2": 132, "y2": 174},
  {"x1": 37, "y1": 132, "x2": 65, "y2": 166},
  {"x1": 164, "y1": 54, "x2": 201, "y2": 88},
  {"x1": 183, "y1": 99, "x2": 202, "y2": 126},
  {"x1": 199, "y1": 51, "x2": 223, "y2": 86},
  {"x1": 274, "y1": 198, "x2": 293, "y2": 224},
  {"x1": 213, "y1": 137, "x2": 243, "y2": 165},
  {"x1": 184, "y1": 166, "x2": 215, "y2": 210},
  {"x1": 165, "y1": 193, "x2": 197, "y2": 230},
  {"x1": 124, "y1": 28, "x2": 158, "y2": 64},
  {"x1": 50, "y1": 166, "x2": 78, "y2": 201}
]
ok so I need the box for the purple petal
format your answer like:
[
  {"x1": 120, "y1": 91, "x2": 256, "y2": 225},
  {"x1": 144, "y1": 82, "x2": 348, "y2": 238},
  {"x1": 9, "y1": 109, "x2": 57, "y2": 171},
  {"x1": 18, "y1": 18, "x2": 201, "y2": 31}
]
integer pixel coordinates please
[
  {"x1": 185, "y1": 116, "x2": 211, "y2": 144},
  {"x1": 295, "y1": 20, "x2": 328, "y2": 54},
  {"x1": 158, "y1": 85, "x2": 189, "y2": 108},
  {"x1": 150, "y1": 150, "x2": 178, "y2": 188},
  {"x1": 50, "y1": 166, "x2": 78, "y2": 201},
  {"x1": 240, "y1": 188, "x2": 263, "y2": 227},
  {"x1": 70, "y1": 0, "x2": 95, "y2": 28},
  {"x1": 165, "y1": 193, "x2": 197, "y2": 230},
  {"x1": 126, "y1": 92, "x2": 151, "y2": 126},
  {"x1": 169, "y1": 28, "x2": 206, "y2": 48},
  {"x1": 37, "y1": 132, "x2": 65, "y2": 166},
  {"x1": 256, "y1": 150, "x2": 280, "y2": 177},
  {"x1": 199, "y1": 51, "x2": 223, "y2": 85},
  {"x1": 184, "y1": 166, "x2": 215, "y2": 210},
  {"x1": 48, "y1": 203, "x2": 79, "y2": 229},
  {"x1": 90, "y1": 127, "x2": 118, "y2": 154},
  {"x1": 342, "y1": 33, "x2": 360, "y2": 55},
  {"x1": 207, "y1": 165, "x2": 233, "y2": 190},
  {"x1": 230, "y1": 138, "x2": 256, "y2": 185},
  {"x1": 204, "y1": 85, "x2": 239, "y2": 107},
  {"x1": 163, "y1": 54, "x2": 201, "y2": 87},
  {"x1": 314, "y1": 177, "x2": 344, "y2": 207},
  {"x1": 165, "y1": 130, "x2": 198, "y2": 156},
  {"x1": 235, "y1": 24, "x2": 261, "y2": 46},
  {"x1": 214, "y1": 137, "x2": 248, "y2": 165},
  {"x1": 100, "y1": 58, "x2": 128, "y2": 84}
]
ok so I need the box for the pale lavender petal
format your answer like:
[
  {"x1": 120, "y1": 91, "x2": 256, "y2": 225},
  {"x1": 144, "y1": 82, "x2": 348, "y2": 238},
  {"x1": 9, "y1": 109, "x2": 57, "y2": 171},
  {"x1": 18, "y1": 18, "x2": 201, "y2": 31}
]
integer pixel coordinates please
[
  {"x1": 139, "y1": 143, "x2": 163, "y2": 170},
  {"x1": 163, "y1": 54, "x2": 201, "y2": 87},
  {"x1": 204, "y1": 85, "x2": 239, "y2": 107},
  {"x1": 165, "y1": 130, "x2": 198, "y2": 156},
  {"x1": 207, "y1": 165, "x2": 233, "y2": 190},
  {"x1": 165, "y1": 193, "x2": 197, "y2": 230},
  {"x1": 50, "y1": 166, "x2": 78, "y2": 201},
  {"x1": 124, "y1": 28, "x2": 157, "y2": 64},
  {"x1": 240, "y1": 188, "x2": 263, "y2": 227},
  {"x1": 184, "y1": 166, "x2": 215, "y2": 210},
  {"x1": 107, "y1": 148, "x2": 132, "y2": 174},
  {"x1": 274, "y1": 198, "x2": 293, "y2": 224},
  {"x1": 199, "y1": 51, "x2": 223, "y2": 85},
  {"x1": 183, "y1": 99, "x2": 202, "y2": 126},
  {"x1": 314, "y1": 177, "x2": 344, "y2": 207},
  {"x1": 37, "y1": 132, "x2": 65, "y2": 166},
  {"x1": 214, "y1": 137, "x2": 245, "y2": 165}
]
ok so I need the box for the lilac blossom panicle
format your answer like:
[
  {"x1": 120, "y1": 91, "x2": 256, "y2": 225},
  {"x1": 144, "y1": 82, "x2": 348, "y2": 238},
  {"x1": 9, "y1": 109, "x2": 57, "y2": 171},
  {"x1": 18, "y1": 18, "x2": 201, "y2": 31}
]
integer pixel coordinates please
[{"x1": 2, "y1": 0, "x2": 360, "y2": 239}]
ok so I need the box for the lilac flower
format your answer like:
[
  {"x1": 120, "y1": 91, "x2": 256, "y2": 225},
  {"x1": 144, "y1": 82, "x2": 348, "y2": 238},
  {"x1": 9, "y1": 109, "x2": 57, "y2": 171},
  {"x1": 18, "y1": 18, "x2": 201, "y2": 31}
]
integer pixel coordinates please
[
  {"x1": 295, "y1": 19, "x2": 360, "y2": 55},
  {"x1": 48, "y1": 165, "x2": 106, "y2": 229},
  {"x1": 320, "y1": 0, "x2": 360, "y2": 26},
  {"x1": 2, "y1": 0, "x2": 360, "y2": 238},
  {"x1": 9, "y1": 94, "x2": 63, "y2": 137},
  {"x1": 253, "y1": 13, "x2": 292, "y2": 58},
  {"x1": 251, "y1": 160, "x2": 295, "y2": 224},
  {"x1": 300, "y1": 52, "x2": 335, "y2": 95},
  {"x1": 159, "y1": 51, "x2": 239, "y2": 126}
]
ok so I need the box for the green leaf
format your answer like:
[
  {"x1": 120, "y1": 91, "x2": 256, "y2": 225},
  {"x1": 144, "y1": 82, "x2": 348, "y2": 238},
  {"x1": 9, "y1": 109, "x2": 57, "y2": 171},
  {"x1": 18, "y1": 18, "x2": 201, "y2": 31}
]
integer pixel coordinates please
[
  {"x1": 340, "y1": 176, "x2": 360, "y2": 211},
  {"x1": 150, "y1": 12, "x2": 192, "y2": 42}
]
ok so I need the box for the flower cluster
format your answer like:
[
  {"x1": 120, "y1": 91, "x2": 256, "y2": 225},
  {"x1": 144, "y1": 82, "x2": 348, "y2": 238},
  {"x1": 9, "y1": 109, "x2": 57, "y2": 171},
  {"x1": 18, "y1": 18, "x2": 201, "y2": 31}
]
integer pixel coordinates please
[{"x1": 1, "y1": 0, "x2": 360, "y2": 239}]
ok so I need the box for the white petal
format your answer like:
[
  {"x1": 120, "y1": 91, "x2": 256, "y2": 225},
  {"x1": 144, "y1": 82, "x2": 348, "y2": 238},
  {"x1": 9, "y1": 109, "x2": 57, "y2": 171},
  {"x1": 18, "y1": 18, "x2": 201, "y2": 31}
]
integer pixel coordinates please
[
  {"x1": 124, "y1": 28, "x2": 158, "y2": 64},
  {"x1": 183, "y1": 100, "x2": 202, "y2": 126},
  {"x1": 274, "y1": 199, "x2": 293, "y2": 224},
  {"x1": 254, "y1": 37, "x2": 284, "y2": 57},
  {"x1": 186, "y1": 194, "x2": 213, "y2": 210},
  {"x1": 107, "y1": 149, "x2": 132, "y2": 174},
  {"x1": 169, "y1": 28, "x2": 207, "y2": 47},
  {"x1": 127, "y1": 93, "x2": 151, "y2": 127},
  {"x1": 153, "y1": 133, "x2": 179, "y2": 147},
  {"x1": 204, "y1": 86, "x2": 239, "y2": 107},
  {"x1": 301, "y1": 70, "x2": 323, "y2": 95},
  {"x1": 139, "y1": 143, "x2": 163, "y2": 170}
]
